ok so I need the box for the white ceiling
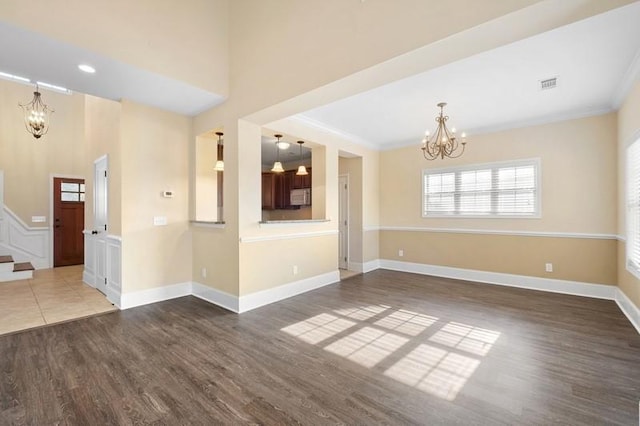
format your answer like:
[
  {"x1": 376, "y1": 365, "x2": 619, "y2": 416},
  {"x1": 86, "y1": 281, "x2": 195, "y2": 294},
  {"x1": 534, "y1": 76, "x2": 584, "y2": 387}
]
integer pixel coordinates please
[
  {"x1": 0, "y1": 20, "x2": 225, "y2": 116},
  {"x1": 261, "y1": 136, "x2": 311, "y2": 167},
  {"x1": 296, "y1": 2, "x2": 640, "y2": 150}
]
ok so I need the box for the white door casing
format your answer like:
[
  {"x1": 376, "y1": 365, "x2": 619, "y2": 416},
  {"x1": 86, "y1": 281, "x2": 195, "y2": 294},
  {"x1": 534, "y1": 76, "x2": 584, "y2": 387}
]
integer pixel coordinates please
[
  {"x1": 338, "y1": 175, "x2": 349, "y2": 269},
  {"x1": 94, "y1": 155, "x2": 108, "y2": 295}
]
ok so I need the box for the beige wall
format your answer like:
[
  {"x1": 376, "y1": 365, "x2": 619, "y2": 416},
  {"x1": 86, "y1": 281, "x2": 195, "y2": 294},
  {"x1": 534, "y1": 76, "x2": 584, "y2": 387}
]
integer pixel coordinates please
[
  {"x1": 0, "y1": 0, "x2": 229, "y2": 96},
  {"x1": 379, "y1": 113, "x2": 618, "y2": 285},
  {"x1": 120, "y1": 101, "x2": 192, "y2": 292},
  {"x1": 381, "y1": 231, "x2": 616, "y2": 285},
  {"x1": 0, "y1": 80, "x2": 85, "y2": 226},
  {"x1": 617, "y1": 81, "x2": 640, "y2": 307},
  {"x1": 84, "y1": 95, "x2": 122, "y2": 235},
  {"x1": 194, "y1": 134, "x2": 219, "y2": 222}
]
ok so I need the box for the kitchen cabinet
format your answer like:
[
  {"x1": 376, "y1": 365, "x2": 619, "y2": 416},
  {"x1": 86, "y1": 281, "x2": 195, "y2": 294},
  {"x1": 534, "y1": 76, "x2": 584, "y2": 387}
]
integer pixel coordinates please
[{"x1": 262, "y1": 168, "x2": 312, "y2": 210}]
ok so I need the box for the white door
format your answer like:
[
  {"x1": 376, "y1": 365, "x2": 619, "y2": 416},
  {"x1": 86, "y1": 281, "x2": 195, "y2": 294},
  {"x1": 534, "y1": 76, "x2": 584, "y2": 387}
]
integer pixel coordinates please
[
  {"x1": 338, "y1": 175, "x2": 348, "y2": 269},
  {"x1": 94, "y1": 156, "x2": 108, "y2": 295}
]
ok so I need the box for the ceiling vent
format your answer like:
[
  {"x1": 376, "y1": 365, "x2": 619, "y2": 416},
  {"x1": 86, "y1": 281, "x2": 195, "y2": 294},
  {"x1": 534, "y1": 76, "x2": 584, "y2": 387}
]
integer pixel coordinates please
[{"x1": 540, "y1": 77, "x2": 558, "y2": 91}]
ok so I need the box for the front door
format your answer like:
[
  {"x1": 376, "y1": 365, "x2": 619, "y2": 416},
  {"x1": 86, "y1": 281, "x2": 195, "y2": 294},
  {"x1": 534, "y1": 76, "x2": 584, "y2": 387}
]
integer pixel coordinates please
[{"x1": 53, "y1": 178, "x2": 85, "y2": 267}]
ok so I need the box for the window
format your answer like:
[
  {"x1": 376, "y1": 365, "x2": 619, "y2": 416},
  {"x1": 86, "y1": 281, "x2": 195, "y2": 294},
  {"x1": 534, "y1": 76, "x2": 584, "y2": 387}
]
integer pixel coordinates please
[
  {"x1": 60, "y1": 182, "x2": 85, "y2": 202},
  {"x1": 422, "y1": 159, "x2": 540, "y2": 217},
  {"x1": 626, "y1": 138, "x2": 640, "y2": 277}
]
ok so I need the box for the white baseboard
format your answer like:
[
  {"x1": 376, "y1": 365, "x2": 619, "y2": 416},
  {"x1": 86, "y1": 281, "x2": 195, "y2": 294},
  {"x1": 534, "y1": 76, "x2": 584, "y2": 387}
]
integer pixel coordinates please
[
  {"x1": 119, "y1": 282, "x2": 192, "y2": 310},
  {"x1": 347, "y1": 261, "x2": 363, "y2": 273},
  {"x1": 363, "y1": 259, "x2": 381, "y2": 273},
  {"x1": 239, "y1": 270, "x2": 340, "y2": 313},
  {"x1": 82, "y1": 270, "x2": 95, "y2": 288},
  {"x1": 615, "y1": 288, "x2": 640, "y2": 334},
  {"x1": 378, "y1": 259, "x2": 617, "y2": 300},
  {"x1": 107, "y1": 285, "x2": 121, "y2": 308},
  {"x1": 192, "y1": 282, "x2": 239, "y2": 313}
]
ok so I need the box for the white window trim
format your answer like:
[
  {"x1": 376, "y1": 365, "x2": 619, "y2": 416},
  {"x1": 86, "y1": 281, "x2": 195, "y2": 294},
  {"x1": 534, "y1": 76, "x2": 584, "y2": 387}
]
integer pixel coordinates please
[
  {"x1": 625, "y1": 130, "x2": 640, "y2": 281},
  {"x1": 421, "y1": 158, "x2": 542, "y2": 219}
]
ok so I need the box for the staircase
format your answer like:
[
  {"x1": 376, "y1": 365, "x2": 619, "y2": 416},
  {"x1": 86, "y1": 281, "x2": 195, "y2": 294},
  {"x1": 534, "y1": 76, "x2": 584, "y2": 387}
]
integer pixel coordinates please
[{"x1": 0, "y1": 255, "x2": 35, "y2": 282}]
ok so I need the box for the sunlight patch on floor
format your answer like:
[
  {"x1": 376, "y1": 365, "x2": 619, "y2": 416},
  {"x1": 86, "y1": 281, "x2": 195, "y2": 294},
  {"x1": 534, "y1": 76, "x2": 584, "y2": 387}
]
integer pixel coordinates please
[
  {"x1": 280, "y1": 304, "x2": 501, "y2": 401},
  {"x1": 324, "y1": 326, "x2": 409, "y2": 368},
  {"x1": 280, "y1": 313, "x2": 356, "y2": 344}
]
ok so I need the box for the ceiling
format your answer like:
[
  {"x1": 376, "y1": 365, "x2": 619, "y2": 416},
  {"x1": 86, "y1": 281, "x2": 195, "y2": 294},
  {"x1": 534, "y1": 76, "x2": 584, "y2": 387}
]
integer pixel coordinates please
[
  {"x1": 261, "y1": 136, "x2": 311, "y2": 168},
  {"x1": 0, "y1": 20, "x2": 224, "y2": 116},
  {"x1": 296, "y1": 2, "x2": 640, "y2": 150}
]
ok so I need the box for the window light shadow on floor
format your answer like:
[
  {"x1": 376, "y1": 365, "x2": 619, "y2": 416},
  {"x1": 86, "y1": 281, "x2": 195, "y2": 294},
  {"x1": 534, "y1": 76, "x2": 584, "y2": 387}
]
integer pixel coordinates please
[{"x1": 281, "y1": 304, "x2": 501, "y2": 401}]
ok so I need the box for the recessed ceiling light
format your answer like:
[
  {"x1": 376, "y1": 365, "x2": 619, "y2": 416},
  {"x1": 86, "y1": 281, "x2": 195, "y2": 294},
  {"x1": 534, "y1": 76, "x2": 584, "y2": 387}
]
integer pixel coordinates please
[{"x1": 78, "y1": 64, "x2": 96, "y2": 74}]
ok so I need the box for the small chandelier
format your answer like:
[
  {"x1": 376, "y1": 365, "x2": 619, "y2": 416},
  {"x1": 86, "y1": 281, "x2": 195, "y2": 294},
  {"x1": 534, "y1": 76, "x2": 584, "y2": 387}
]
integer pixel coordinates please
[
  {"x1": 296, "y1": 141, "x2": 308, "y2": 176},
  {"x1": 421, "y1": 102, "x2": 466, "y2": 160},
  {"x1": 271, "y1": 134, "x2": 285, "y2": 173},
  {"x1": 214, "y1": 131, "x2": 224, "y2": 171},
  {"x1": 19, "y1": 84, "x2": 54, "y2": 139}
]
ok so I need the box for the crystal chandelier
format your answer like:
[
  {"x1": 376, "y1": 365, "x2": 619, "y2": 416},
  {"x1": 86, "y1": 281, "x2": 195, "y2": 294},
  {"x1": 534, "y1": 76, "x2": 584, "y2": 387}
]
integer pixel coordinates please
[
  {"x1": 421, "y1": 102, "x2": 466, "y2": 160},
  {"x1": 19, "y1": 84, "x2": 54, "y2": 139}
]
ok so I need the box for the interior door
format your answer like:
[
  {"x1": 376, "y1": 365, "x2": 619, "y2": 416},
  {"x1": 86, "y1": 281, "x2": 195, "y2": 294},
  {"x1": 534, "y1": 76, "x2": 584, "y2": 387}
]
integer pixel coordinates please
[
  {"x1": 338, "y1": 175, "x2": 348, "y2": 269},
  {"x1": 53, "y1": 178, "x2": 85, "y2": 267},
  {"x1": 94, "y1": 156, "x2": 108, "y2": 295}
]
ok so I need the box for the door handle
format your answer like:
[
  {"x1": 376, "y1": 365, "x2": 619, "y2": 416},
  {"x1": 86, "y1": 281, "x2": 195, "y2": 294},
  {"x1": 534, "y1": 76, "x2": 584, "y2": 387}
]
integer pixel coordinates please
[{"x1": 92, "y1": 230, "x2": 98, "y2": 235}]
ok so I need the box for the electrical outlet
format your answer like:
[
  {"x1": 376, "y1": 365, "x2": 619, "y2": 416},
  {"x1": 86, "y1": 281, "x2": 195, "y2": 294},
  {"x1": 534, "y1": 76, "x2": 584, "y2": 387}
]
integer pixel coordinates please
[
  {"x1": 201, "y1": 267, "x2": 207, "y2": 278},
  {"x1": 545, "y1": 263, "x2": 553, "y2": 272},
  {"x1": 293, "y1": 265, "x2": 298, "y2": 275},
  {"x1": 398, "y1": 249, "x2": 404, "y2": 257}
]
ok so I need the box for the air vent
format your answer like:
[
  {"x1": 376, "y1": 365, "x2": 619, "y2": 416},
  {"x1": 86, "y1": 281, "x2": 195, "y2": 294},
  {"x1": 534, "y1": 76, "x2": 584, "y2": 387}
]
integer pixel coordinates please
[{"x1": 540, "y1": 77, "x2": 558, "y2": 91}]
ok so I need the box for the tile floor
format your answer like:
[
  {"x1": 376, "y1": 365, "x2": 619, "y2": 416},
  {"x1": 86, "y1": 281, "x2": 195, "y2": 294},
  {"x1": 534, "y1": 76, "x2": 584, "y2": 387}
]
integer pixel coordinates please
[{"x1": 0, "y1": 265, "x2": 116, "y2": 336}]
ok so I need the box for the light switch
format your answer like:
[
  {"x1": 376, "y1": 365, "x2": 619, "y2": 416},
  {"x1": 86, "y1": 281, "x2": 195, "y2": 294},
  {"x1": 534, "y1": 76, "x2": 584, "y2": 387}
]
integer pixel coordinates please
[
  {"x1": 153, "y1": 216, "x2": 168, "y2": 226},
  {"x1": 32, "y1": 216, "x2": 46, "y2": 223}
]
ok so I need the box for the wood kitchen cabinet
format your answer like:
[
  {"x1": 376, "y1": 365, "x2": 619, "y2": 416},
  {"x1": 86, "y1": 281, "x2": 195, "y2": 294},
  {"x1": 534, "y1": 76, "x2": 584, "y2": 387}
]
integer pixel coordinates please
[
  {"x1": 262, "y1": 172, "x2": 276, "y2": 210},
  {"x1": 262, "y1": 168, "x2": 312, "y2": 210}
]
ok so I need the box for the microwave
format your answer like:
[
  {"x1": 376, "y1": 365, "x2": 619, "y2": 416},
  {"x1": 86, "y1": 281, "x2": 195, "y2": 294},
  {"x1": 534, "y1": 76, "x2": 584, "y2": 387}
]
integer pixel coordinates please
[{"x1": 290, "y1": 188, "x2": 311, "y2": 206}]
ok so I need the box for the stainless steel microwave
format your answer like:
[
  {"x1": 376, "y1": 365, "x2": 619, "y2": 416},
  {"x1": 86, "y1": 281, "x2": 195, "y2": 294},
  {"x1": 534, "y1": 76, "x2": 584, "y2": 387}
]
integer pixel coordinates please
[{"x1": 290, "y1": 188, "x2": 311, "y2": 206}]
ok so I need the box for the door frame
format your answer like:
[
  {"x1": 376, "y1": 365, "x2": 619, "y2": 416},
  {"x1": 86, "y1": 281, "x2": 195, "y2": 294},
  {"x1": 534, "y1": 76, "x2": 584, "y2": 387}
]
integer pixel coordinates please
[
  {"x1": 93, "y1": 154, "x2": 109, "y2": 295},
  {"x1": 338, "y1": 174, "x2": 349, "y2": 270},
  {"x1": 49, "y1": 173, "x2": 85, "y2": 268}
]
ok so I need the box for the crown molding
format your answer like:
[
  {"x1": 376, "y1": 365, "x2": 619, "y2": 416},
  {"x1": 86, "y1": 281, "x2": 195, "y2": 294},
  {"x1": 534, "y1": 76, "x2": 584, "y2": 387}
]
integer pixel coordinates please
[
  {"x1": 289, "y1": 114, "x2": 379, "y2": 150},
  {"x1": 612, "y1": 46, "x2": 640, "y2": 109}
]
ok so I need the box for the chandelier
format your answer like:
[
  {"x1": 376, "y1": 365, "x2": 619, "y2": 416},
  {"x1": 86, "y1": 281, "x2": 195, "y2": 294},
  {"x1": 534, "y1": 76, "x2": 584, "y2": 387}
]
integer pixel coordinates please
[
  {"x1": 421, "y1": 102, "x2": 466, "y2": 160},
  {"x1": 271, "y1": 134, "x2": 285, "y2": 173},
  {"x1": 19, "y1": 84, "x2": 54, "y2": 139}
]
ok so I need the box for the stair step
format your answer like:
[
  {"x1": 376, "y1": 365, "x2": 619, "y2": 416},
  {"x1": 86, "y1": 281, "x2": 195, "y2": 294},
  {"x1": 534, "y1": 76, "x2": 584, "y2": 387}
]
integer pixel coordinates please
[
  {"x1": 0, "y1": 255, "x2": 14, "y2": 263},
  {"x1": 0, "y1": 256, "x2": 15, "y2": 273},
  {"x1": 13, "y1": 262, "x2": 35, "y2": 272}
]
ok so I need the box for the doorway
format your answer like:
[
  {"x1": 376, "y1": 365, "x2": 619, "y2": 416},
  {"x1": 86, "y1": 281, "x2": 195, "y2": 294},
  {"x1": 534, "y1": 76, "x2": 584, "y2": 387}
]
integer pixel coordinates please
[
  {"x1": 338, "y1": 174, "x2": 349, "y2": 270},
  {"x1": 53, "y1": 177, "x2": 85, "y2": 267}
]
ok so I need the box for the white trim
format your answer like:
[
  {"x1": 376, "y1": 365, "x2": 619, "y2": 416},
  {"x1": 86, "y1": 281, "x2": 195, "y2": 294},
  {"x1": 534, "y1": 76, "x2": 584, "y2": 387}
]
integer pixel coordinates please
[
  {"x1": 347, "y1": 261, "x2": 362, "y2": 273},
  {"x1": 2, "y1": 206, "x2": 48, "y2": 231},
  {"x1": 612, "y1": 47, "x2": 640, "y2": 109},
  {"x1": 379, "y1": 226, "x2": 617, "y2": 240},
  {"x1": 363, "y1": 226, "x2": 379, "y2": 232},
  {"x1": 190, "y1": 221, "x2": 226, "y2": 229},
  {"x1": 617, "y1": 235, "x2": 626, "y2": 241},
  {"x1": 338, "y1": 174, "x2": 349, "y2": 270},
  {"x1": 378, "y1": 259, "x2": 616, "y2": 300},
  {"x1": 192, "y1": 282, "x2": 239, "y2": 313},
  {"x1": 82, "y1": 270, "x2": 95, "y2": 288},
  {"x1": 615, "y1": 288, "x2": 640, "y2": 335},
  {"x1": 48, "y1": 173, "x2": 85, "y2": 268},
  {"x1": 238, "y1": 270, "x2": 340, "y2": 313},
  {"x1": 119, "y1": 282, "x2": 192, "y2": 310},
  {"x1": 363, "y1": 259, "x2": 381, "y2": 273},
  {"x1": 240, "y1": 229, "x2": 338, "y2": 243},
  {"x1": 258, "y1": 219, "x2": 331, "y2": 228},
  {"x1": 0, "y1": 206, "x2": 50, "y2": 269}
]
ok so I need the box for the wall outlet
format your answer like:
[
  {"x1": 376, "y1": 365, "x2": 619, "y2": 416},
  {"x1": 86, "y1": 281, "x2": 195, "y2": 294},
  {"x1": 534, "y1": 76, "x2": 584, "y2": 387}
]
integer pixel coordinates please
[
  {"x1": 293, "y1": 265, "x2": 298, "y2": 275},
  {"x1": 201, "y1": 267, "x2": 207, "y2": 278},
  {"x1": 398, "y1": 249, "x2": 404, "y2": 257},
  {"x1": 545, "y1": 263, "x2": 553, "y2": 272}
]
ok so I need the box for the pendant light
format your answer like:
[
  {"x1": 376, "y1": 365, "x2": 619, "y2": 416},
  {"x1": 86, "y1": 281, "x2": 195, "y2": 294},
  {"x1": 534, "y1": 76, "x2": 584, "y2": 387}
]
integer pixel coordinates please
[
  {"x1": 296, "y1": 141, "x2": 308, "y2": 176},
  {"x1": 19, "y1": 84, "x2": 54, "y2": 139},
  {"x1": 214, "y1": 132, "x2": 224, "y2": 171},
  {"x1": 271, "y1": 134, "x2": 285, "y2": 173}
]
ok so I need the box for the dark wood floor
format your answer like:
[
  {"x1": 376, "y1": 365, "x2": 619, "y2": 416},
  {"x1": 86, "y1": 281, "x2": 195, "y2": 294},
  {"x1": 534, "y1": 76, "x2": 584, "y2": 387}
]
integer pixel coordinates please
[{"x1": 1, "y1": 270, "x2": 639, "y2": 425}]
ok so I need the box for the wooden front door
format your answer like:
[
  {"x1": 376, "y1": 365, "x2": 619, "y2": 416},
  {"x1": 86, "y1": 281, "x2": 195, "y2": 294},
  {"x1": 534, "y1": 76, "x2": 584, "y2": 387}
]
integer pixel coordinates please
[{"x1": 53, "y1": 177, "x2": 85, "y2": 267}]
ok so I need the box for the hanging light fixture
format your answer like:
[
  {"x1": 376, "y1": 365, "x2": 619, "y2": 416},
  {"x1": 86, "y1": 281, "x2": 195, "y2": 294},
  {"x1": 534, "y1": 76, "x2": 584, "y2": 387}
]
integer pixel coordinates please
[
  {"x1": 214, "y1": 131, "x2": 224, "y2": 171},
  {"x1": 271, "y1": 134, "x2": 285, "y2": 173},
  {"x1": 19, "y1": 84, "x2": 54, "y2": 139},
  {"x1": 296, "y1": 141, "x2": 308, "y2": 176},
  {"x1": 421, "y1": 102, "x2": 467, "y2": 160}
]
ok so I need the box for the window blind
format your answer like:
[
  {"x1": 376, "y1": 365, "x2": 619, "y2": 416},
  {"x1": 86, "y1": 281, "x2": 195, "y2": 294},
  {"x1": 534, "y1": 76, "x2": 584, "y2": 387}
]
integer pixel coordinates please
[
  {"x1": 627, "y1": 139, "x2": 640, "y2": 274},
  {"x1": 423, "y1": 159, "x2": 540, "y2": 217}
]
